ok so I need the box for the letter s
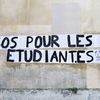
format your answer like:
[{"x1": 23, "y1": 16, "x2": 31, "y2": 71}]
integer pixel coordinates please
[{"x1": 86, "y1": 35, "x2": 92, "y2": 47}]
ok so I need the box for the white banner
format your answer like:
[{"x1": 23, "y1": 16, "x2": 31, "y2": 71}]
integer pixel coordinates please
[
  {"x1": 6, "y1": 49, "x2": 100, "y2": 63},
  {"x1": 0, "y1": 34, "x2": 100, "y2": 49}
]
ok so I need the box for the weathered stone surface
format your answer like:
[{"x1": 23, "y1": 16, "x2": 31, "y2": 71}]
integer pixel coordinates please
[
  {"x1": 0, "y1": 0, "x2": 27, "y2": 25},
  {"x1": 0, "y1": 89, "x2": 100, "y2": 100},
  {"x1": 0, "y1": 0, "x2": 52, "y2": 25},
  {"x1": 0, "y1": 63, "x2": 86, "y2": 88},
  {"x1": 87, "y1": 64, "x2": 100, "y2": 88},
  {"x1": 0, "y1": 25, "x2": 51, "y2": 35}
]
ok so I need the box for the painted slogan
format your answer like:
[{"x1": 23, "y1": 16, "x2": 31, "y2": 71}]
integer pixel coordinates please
[{"x1": 0, "y1": 34, "x2": 100, "y2": 63}]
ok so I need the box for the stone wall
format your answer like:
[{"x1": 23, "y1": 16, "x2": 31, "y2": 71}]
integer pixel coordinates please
[
  {"x1": 0, "y1": 0, "x2": 100, "y2": 99},
  {"x1": 0, "y1": 89, "x2": 100, "y2": 100}
]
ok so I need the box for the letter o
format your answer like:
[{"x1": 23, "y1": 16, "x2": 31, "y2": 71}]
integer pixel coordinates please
[
  {"x1": 35, "y1": 36, "x2": 42, "y2": 48},
  {"x1": 1, "y1": 37, "x2": 10, "y2": 48}
]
